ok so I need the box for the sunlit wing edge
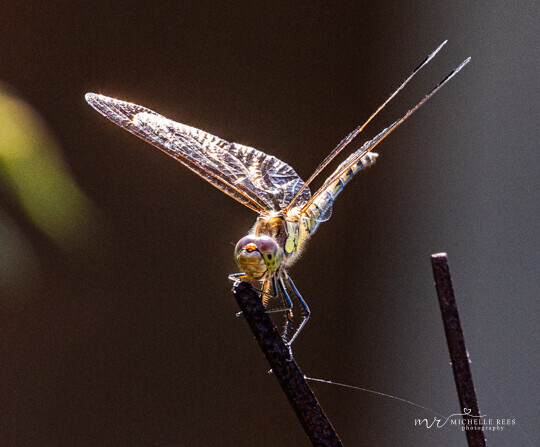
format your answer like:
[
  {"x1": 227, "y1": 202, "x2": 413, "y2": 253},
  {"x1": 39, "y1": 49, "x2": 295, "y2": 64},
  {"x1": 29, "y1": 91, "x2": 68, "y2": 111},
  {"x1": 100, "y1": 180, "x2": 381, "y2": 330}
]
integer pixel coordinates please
[{"x1": 85, "y1": 93, "x2": 268, "y2": 213}]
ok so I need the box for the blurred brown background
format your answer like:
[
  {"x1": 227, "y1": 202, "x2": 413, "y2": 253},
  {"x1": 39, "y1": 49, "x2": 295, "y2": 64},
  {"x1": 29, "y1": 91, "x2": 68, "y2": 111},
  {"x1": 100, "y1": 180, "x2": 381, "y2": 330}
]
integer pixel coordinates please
[{"x1": 0, "y1": 1, "x2": 537, "y2": 446}]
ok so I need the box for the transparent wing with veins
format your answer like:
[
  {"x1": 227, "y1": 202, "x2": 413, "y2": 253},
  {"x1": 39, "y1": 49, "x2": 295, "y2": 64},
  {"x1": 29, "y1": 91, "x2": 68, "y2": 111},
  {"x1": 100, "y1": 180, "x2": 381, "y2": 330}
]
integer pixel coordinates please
[
  {"x1": 303, "y1": 56, "x2": 471, "y2": 218},
  {"x1": 285, "y1": 40, "x2": 449, "y2": 213},
  {"x1": 85, "y1": 94, "x2": 311, "y2": 213}
]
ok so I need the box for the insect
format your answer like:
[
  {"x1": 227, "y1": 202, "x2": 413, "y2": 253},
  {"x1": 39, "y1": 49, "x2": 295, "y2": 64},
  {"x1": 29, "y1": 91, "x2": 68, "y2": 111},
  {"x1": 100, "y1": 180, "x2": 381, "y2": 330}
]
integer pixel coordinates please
[{"x1": 86, "y1": 41, "x2": 469, "y2": 345}]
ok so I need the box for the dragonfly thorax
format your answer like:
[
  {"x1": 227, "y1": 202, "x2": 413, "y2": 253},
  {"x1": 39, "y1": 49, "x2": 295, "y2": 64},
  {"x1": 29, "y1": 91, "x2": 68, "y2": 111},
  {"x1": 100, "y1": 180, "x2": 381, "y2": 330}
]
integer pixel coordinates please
[{"x1": 254, "y1": 213, "x2": 287, "y2": 243}]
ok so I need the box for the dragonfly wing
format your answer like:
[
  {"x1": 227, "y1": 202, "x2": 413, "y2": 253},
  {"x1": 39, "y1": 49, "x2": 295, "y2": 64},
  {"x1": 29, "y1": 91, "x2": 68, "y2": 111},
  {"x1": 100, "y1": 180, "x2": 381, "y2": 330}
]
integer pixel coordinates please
[
  {"x1": 225, "y1": 140, "x2": 312, "y2": 211},
  {"x1": 302, "y1": 55, "x2": 471, "y2": 231},
  {"x1": 284, "y1": 40, "x2": 449, "y2": 212},
  {"x1": 86, "y1": 94, "x2": 311, "y2": 213}
]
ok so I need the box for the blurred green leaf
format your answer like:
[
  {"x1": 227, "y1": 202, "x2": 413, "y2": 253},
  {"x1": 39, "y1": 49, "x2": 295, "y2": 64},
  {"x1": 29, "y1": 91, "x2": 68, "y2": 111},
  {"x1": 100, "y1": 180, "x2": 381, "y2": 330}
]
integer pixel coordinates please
[{"x1": 0, "y1": 87, "x2": 96, "y2": 250}]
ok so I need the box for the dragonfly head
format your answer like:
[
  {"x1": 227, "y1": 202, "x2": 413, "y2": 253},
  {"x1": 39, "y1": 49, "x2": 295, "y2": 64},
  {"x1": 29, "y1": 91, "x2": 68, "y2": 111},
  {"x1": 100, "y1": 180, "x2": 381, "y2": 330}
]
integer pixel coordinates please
[{"x1": 234, "y1": 235, "x2": 282, "y2": 280}]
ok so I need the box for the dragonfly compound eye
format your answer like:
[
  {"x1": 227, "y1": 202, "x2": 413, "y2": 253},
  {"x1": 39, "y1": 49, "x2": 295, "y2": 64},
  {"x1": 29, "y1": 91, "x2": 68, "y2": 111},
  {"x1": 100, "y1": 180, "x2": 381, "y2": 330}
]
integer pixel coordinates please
[
  {"x1": 254, "y1": 236, "x2": 282, "y2": 271},
  {"x1": 234, "y1": 235, "x2": 267, "y2": 279},
  {"x1": 234, "y1": 236, "x2": 256, "y2": 258}
]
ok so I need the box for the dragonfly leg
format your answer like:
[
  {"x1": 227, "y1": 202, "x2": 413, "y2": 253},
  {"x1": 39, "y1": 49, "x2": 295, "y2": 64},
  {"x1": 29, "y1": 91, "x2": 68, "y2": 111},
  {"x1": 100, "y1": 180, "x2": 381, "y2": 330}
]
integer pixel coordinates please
[
  {"x1": 230, "y1": 274, "x2": 279, "y2": 316},
  {"x1": 228, "y1": 273, "x2": 277, "y2": 297},
  {"x1": 228, "y1": 272, "x2": 249, "y2": 284},
  {"x1": 239, "y1": 276, "x2": 294, "y2": 340},
  {"x1": 283, "y1": 275, "x2": 311, "y2": 346},
  {"x1": 277, "y1": 277, "x2": 302, "y2": 342},
  {"x1": 260, "y1": 276, "x2": 278, "y2": 300},
  {"x1": 266, "y1": 276, "x2": 293, "y2": 314}
]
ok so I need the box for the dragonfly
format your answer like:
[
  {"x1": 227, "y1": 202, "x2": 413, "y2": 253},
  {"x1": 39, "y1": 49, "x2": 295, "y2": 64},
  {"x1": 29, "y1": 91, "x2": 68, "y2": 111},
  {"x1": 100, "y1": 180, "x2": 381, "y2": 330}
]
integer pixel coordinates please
[{"x1": 86, "y1": 41, "x2": 470, "y2": 345}]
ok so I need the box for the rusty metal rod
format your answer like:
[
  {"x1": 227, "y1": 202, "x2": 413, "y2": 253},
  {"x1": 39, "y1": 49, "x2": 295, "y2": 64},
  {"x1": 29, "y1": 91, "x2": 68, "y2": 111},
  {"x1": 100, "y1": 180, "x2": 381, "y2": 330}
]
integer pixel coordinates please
[
  {"x1": 431, "y1": 253, "x2": 486, "y2": 447},
  {"x1": 233, "y1": 281, "x2": 343, "y2": 447}
]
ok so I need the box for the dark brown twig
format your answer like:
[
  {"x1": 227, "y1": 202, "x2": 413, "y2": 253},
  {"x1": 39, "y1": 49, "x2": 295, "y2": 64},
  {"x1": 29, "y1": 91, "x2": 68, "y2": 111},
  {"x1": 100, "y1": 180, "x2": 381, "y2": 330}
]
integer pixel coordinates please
[
  {"x1": 233, "y1": 281, "x2": 343, "y2": 447},
  {"x1": 431, "y1": 253, "x2": 486, "y2": 447}
]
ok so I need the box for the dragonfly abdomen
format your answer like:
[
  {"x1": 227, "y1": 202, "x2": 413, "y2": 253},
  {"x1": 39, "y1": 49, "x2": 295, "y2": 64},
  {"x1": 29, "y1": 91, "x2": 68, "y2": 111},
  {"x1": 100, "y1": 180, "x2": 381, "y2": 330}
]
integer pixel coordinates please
[{"x1": 302, "y1": 152, "x2": 378, "y2": 234}]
